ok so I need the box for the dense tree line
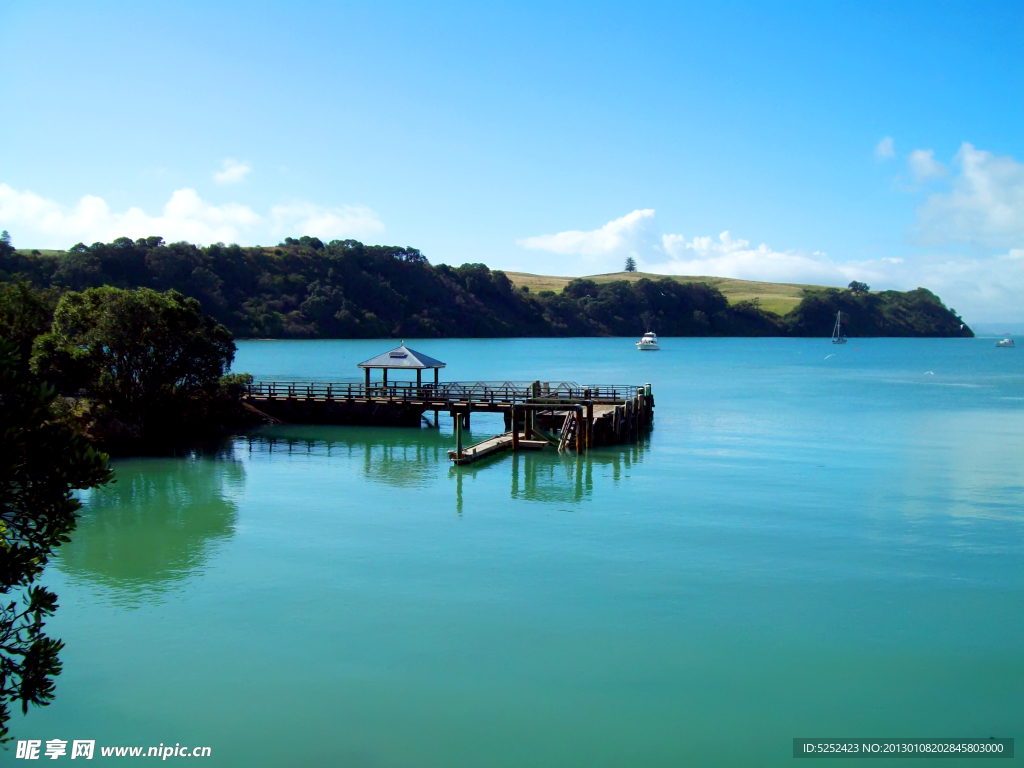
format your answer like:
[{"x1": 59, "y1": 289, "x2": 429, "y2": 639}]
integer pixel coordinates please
[
  {"x1": 0, "y1": 280, "x2": 251, "y2": 453},
  {"x1": 0, "y1": 232, "x2": 970, "y2": 338},
  {"x1": 786, "y1": 286, "x2": 970, "y2": 337}
]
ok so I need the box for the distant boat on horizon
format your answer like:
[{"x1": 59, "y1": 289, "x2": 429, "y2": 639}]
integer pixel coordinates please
[
  {"x1": 831, "y1": 311, "x2": 848, "y2": 344},
  {"x1": 996, "y1": 337, "x2": 1015, "y2": 348}
]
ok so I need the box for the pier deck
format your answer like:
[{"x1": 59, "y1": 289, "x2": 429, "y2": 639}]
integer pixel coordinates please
[{"x1": 244, "y1": 379, "x2": 654, "y2": 459}]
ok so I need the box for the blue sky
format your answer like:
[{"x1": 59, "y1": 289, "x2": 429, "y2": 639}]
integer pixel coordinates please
[{"x1": 1, "y1": 1, "x2": 1022, "y2": 321}]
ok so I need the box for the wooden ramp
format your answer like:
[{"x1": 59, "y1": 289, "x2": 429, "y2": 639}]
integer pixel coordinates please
[{"x1": 448, "y1": 432, "x2": 547, "y2": 465}]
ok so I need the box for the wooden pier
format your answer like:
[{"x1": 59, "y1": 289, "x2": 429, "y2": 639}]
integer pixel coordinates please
[{"x1": 244, "y1": 379, "x2": 654, "y2": 464}]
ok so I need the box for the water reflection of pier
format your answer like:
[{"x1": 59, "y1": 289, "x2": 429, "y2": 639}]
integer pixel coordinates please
[
  {"x1": 454, "y1": 434, "x2": 650, "y2": 508},
  {"x1": 245, "y1": 423, "x2": 650, "y2": 512},
  {"x1": 244, "y1": 425, "x2": 451, "y2": 489}
]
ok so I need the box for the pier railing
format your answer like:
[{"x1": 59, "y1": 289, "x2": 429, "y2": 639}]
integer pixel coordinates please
[{"x1": 245, "y1": 379, "x2": 642, "y2": 404}]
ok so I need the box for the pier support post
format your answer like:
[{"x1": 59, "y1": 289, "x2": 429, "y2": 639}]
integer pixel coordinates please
[
  {"x1": 462, "y1": 412, "x2": 470, "y2": 430},
  {"x1": 586, "y1": 400, "x2": 594, "y2": 449},
  {"x1": 455, "y1": 416, "x2": 463, "y2": 458},
  {"x1": 503, "y1": 410, "x2": 512, "y2": 431},
  {"x1": 511, "y1": 406, "x2": 519, "y2": 451},
  {"x1": 575, "y1": 407, "x2": 583, "y2": 454}
]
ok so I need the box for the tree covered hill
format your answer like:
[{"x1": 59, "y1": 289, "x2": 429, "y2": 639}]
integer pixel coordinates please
[{"x1": 0, "y1": 233, "x2": 971, "y2": 338}]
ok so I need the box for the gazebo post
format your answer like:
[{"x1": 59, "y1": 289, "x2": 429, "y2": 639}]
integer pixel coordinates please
[
  {"x1": 417, "y1": 369, "x2": 421, "y2": 388},
  {"x1": 364, "y1": 368, "x2": 370, "y2": 390},
  {"x1": 382, "y1": 369, "x2": 388, "y2": 389}
]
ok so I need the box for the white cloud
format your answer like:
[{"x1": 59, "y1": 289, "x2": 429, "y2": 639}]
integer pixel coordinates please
[
  {"x1": 915, "y1": 142, "x2": 1024, "y2": 248},
  {"x1": 0, "y1": 183, "x2": 384, "y2": 248},
  {"x1": 656, "y1": 230, "x2": 874, "y2": 285},
  {"x1": 213, "y1": 158, "x2": 252, "y2": 185},
  {"x1": 0, "y1": 184, "x2": 260, "y2": 246},
  {"x1": 907, "y1": 148, "x2": 946, "y2": 181},
  {"x1": 517, "y1": 209, "x2": 654, "y2": 262},
  {"x1": 653, "y1": 229, "x2": 1024, "y2": 322},
  {"x1": 270, "y1": 201, "x2": 385, "y2": 242},
  {"x1": 896, "y1": 249, "x2": 1024, "y2": 322},
  {"x1": 875, "y1": 136, "x2": 895, "y2": 160}
]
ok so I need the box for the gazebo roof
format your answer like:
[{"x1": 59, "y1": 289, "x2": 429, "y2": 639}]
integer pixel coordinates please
[{"x1": 357, "y1": 343, "x2": 446, "y2": 370}]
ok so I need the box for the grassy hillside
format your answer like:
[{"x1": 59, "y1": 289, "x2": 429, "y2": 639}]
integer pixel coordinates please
[
  {"x1": 505, "y1": 271, "x2": 815, "y2": 316},
  {"x1": 14, "y1": 248, "x2": 65, "y2": 258}
]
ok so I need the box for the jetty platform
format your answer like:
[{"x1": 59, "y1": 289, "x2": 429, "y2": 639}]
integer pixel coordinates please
[
  {"x1": 244, "y1": 379, "x2": 654, "y2": 463},
  {"x1": 242, "y1": 343, "x2": 654, "y2": 465}
]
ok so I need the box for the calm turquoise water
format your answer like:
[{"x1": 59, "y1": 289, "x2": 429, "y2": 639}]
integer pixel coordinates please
[{"x1": 14, "y1": 338, "x2": 1024, "y2": 766}]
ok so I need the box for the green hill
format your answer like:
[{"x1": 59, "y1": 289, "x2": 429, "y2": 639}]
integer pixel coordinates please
[
  {"x1": 0, "y1": 235, "x2": 971, "y2": 338},
  {"x1": 505, "y1": 271, "x2": 815, "y2": 316}
]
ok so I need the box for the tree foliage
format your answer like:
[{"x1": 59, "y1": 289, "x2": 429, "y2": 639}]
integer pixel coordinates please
[
  {"x1": 0, "y1": 340, "x2": 112, "y2": 742},
  {"x1": 785, "y1": 287, "x2": 970, "y2": 337},
  {"x1": 848, "y1": 280, "x2": 870, "y2": 293},
  {"x1": 1, "y1": 236, "x2": 971, "y2": 339},
  {"x1": 541, "y1": 277, "x2": 779, "y2": 336},
  {"x1": 0, "y1": 282, "x2": 58, "y2": 373},
  {"x1": 624, "y1": 256, "x2": 637, "y2": 272},
  {"x1": 32, "y1": 287, "x2": 239, "y2": 447}
]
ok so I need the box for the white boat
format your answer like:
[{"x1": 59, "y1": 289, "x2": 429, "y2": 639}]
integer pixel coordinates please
[
  {"x1": 831, "y1": 311, "x2": 847, "y2": 344},
  {"x1": 996, "y1": 337, "x2": 1015, "y2": 348},
  {"x1": 636, "y1": 331, "x2": 660, "y2": 351}
]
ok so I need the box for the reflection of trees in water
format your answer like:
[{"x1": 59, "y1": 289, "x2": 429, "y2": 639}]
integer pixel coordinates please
[
  {"x1": 244, "y1": 425, "x2": 449, "y2": 490},
  {"x1": 59, "y1": 446, "x2": 243, "y2": 600}
]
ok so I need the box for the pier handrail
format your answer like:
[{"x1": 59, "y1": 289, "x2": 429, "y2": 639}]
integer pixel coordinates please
[{"x1": 245, "y1": 379, "x2": 642, "y2": 404}]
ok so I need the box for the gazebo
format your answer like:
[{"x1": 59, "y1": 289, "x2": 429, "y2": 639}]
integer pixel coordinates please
[{"x1": 357, "y1": 343, "x2": 446, "y2": 388}]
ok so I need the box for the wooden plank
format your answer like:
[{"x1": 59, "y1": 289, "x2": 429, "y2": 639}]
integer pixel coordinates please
[{"x1": 447, "y1": 432, "x2": 545, "y2": 464}]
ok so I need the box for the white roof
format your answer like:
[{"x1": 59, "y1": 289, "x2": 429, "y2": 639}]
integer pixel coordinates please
[{"x1": 357, "y1": 343, "x2": 446, "y2": 370}]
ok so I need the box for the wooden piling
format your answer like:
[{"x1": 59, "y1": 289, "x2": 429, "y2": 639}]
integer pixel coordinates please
[
  {"x1": 586, "y1": 400, "x2": 594, "y2": 449},
  {"x1": 511, "y1": 405, "x2": 520, "y2": 451}
]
